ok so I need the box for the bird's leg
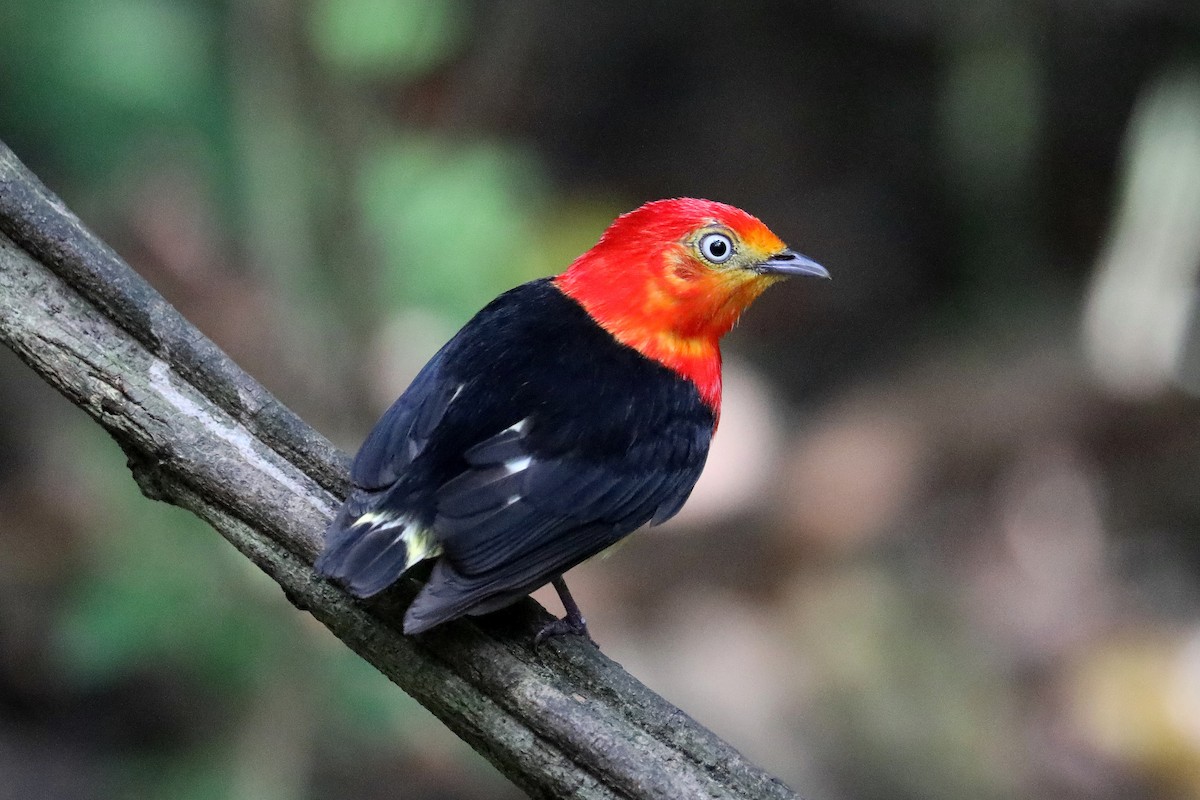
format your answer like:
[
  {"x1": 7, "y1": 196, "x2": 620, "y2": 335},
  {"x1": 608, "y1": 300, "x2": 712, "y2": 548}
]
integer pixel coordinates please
[
  {"x1": 534, "y1": 576, "x2": 594, "y2": 648},
  {"x1": 553, "y1": 576, "x2": 589, "y2": 635}
]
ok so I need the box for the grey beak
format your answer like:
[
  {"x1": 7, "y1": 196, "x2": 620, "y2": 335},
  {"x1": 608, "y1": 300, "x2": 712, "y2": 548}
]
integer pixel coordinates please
[{"x1": 757, "y1": 249, "x2": 830, "y2": 279}]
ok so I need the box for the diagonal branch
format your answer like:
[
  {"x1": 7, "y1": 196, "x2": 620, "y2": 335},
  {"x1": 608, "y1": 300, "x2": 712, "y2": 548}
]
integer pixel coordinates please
[{"x1": 0, "y1": 141, "x2": 801, "y2": 800}]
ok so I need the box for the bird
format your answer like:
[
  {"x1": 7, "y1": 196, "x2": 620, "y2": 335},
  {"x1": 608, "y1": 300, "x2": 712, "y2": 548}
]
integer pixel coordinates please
[{"x1": 315, "y1": 197, "x2": 829, "y2": 644}]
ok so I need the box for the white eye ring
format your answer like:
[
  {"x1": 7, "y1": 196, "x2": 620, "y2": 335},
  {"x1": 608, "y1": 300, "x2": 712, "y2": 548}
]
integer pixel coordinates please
[{"x1": 698, "y1": 232, "x2": 735, "y2": 264}]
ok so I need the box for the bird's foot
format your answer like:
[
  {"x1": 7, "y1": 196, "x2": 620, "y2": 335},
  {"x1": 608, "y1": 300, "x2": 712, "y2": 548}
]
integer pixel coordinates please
[
  {"x1": 535, "y1": 575, "x2": 596, "y2": 650},
  {"x1": 534, "y1": 611, "x2": 593, "y2": 650}
]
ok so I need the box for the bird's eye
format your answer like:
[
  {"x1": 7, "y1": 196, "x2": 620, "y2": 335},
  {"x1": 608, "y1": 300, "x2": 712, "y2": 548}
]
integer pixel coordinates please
[{"x1": 698, "y1": 233, "x2": 734, "y2": 264}]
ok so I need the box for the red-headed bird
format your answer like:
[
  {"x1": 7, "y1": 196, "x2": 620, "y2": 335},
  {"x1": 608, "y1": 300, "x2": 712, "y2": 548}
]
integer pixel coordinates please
[{"x1": 316, "y1": 198, "x2": 828, "y2": 642}]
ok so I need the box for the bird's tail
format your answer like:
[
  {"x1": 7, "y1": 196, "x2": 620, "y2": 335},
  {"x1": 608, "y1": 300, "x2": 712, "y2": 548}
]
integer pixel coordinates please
[{"x1": 315, "y1": 500, "x2": 442, "y2": 598}]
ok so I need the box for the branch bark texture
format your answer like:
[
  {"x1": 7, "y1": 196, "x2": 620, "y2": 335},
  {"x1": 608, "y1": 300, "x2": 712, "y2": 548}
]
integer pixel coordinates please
[{"x1": 0, "y1": 141, "x2": 801, "y2": 800}]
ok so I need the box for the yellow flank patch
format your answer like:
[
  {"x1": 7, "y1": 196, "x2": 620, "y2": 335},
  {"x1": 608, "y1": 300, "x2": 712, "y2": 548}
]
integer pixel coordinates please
[
  {"x1": 404, "y1": 526, "x2": 443, "y2": 569},
  {"x1": 351, "y1": 511, "x2": 442, "y2": 571}
]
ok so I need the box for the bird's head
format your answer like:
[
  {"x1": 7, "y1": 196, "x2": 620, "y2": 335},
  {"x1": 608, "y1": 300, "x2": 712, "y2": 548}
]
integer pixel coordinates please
[
  {"x1": 555, "y1": 197, "x2": 827, "y2": 355},
  {"x1": 554, "y1": 198, "x2": 827, "y2": 412}
]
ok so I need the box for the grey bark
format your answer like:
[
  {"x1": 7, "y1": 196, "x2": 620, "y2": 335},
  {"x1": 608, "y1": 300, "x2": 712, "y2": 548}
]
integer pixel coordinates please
[{"x1": 0, "y1": 140, "x2": 801, "y2": 800}]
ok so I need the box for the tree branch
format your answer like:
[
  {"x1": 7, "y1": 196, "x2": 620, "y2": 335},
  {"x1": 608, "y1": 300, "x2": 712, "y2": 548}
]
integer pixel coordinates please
[{"x1": 0, "y1": 141, "x2": 801, "y2": 800}]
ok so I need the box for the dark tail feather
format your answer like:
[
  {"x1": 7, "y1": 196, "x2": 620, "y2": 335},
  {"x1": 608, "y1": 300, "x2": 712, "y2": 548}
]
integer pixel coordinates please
[
  {"x1": 402, "y1": 560, "x2": 528, "y2": 634},
  {"x1": 316, "y1": 503, "x2": 423, "y2": 598}
]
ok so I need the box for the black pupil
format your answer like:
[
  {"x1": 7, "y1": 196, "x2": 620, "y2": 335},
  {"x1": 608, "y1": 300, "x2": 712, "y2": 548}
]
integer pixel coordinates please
[{"x1": 708, "y1": 238, "x2": 728, "y2": 258}]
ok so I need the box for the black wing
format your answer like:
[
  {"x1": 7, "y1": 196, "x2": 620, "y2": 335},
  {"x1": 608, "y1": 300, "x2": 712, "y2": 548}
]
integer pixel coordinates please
[
  {"x1": 433, "y1": 415, "x2": 709, "y2": 572},
  {"x1": 402, "y1": 415, "x2": 711, "y2": 633},
  {"x1": 401, "y1": 325, "x2": 714, "y2": 632}
]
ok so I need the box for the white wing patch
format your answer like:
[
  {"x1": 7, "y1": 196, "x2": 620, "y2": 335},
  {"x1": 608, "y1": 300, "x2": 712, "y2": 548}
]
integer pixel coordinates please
[
  {"x1": 355, "y1": 511, "x2": 408, "y2": 530},
  {"x1": 503, "y1": 455, "x2": 533, "y2": 475}
]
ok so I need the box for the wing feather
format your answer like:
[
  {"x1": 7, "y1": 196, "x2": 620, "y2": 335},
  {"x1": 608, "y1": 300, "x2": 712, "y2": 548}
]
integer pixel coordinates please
[
  {"x1": 351, "y1": 350, "x2": 460, "y2": 491},
  {"x1": 431, "y1": 419, "x2": 708, "y2": 580}
]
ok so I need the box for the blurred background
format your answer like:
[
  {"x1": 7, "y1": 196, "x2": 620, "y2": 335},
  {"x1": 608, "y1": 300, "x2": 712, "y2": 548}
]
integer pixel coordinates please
[{"x1": 2, "y1": 1, "x2": 1200, "y2": 798}]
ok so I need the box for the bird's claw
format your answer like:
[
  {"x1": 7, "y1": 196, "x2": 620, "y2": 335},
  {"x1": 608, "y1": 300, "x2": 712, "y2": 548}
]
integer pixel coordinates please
[
  {"x1": 535, "y1": 575, "x2": 596, "y2": 651},
  {"x1": 534, "y1": 614, "x2": 594, "y2": 651}
]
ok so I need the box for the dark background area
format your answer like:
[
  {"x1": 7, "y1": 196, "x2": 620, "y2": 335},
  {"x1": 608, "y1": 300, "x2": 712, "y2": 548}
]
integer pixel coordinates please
[{"x1": 2, "y1": 1, "x2": 1200, "y2": 798}]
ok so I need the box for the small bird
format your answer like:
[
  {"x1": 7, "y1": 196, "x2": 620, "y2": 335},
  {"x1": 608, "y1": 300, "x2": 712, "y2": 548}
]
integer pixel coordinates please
[{"x1": 316, "y1": 198, "x2": 828, "y2": 643}]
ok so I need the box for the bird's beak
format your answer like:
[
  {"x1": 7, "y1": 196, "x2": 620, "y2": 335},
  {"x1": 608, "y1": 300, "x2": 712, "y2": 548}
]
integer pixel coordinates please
[{"x1": 755, "y1": 249, "x2": 830, "y2": 279}]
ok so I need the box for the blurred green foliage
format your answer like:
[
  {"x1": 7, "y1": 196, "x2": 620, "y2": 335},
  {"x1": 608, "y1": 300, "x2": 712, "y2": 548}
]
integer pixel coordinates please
[
  {"x1": 311, "y1": 0, "x2": 465, "y2": 77},
  {"x1": 0, "y1": 0, "x2": 226, "y2": 181},
  {"x1": 359, "y1": 137, "x2": 546, "y2": 315}
]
